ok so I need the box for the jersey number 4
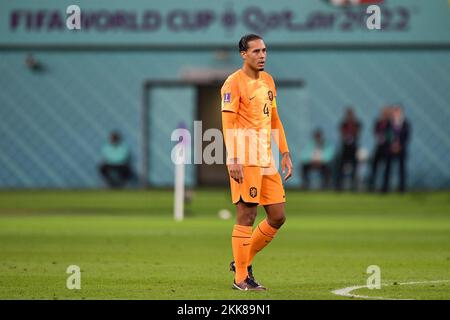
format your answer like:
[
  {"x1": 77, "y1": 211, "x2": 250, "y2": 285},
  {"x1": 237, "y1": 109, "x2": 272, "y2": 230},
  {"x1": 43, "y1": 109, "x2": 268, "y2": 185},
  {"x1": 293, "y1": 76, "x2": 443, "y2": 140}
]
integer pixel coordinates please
[{"x1": 263, "y1": 104, "x2": 270, "y2": 117}]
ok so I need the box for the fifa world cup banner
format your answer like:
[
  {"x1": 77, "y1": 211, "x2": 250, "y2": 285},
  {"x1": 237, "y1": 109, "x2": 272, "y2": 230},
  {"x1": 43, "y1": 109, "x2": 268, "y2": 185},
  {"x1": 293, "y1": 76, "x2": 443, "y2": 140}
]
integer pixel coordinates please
[{"x1": 1, "y1": 0, "x2": 449, "y2": 46}]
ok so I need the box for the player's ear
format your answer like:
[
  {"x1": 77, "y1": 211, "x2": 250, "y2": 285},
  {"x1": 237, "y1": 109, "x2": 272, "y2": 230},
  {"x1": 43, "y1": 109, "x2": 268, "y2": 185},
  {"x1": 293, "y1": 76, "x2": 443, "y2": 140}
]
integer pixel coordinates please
[{"x1": 240, "y1": 51, "x2": 246, "y2": 59}]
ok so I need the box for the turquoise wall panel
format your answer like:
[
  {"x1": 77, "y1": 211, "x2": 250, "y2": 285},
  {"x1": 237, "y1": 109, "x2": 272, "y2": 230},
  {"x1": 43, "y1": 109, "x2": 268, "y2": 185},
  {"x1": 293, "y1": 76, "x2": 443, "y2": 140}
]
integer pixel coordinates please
[{"x1": 0, "y1": 50, "x2": 449, "y2": 189}]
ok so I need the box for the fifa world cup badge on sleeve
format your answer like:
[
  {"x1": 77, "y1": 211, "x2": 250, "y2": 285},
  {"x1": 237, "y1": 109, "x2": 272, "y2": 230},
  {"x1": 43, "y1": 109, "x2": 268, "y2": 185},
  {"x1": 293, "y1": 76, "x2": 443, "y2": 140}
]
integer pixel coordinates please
[{"x1": 224, "y1": 92, "x2": 231, "y2": 103}]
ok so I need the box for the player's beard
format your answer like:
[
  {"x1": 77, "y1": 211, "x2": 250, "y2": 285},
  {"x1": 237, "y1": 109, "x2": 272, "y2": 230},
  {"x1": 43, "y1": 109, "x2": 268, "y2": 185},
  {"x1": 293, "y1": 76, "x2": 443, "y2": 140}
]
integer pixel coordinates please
[{"x1": 258, "y1": 67, "x2": 265, "y2": 71}]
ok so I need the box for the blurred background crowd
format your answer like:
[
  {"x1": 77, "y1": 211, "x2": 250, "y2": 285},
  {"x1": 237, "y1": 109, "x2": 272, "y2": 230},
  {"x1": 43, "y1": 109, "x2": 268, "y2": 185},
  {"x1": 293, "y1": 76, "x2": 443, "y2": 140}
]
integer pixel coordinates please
[{"x1": 300, "y1": 104, "x2": 410, "y2": 192}]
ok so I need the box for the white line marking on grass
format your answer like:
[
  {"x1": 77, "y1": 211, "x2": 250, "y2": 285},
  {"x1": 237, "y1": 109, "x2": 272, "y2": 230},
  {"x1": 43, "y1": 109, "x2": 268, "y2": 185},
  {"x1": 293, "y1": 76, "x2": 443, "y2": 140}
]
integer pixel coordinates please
[{"x1": 332, "y1": 280, "x2": 450, "y2": 300}]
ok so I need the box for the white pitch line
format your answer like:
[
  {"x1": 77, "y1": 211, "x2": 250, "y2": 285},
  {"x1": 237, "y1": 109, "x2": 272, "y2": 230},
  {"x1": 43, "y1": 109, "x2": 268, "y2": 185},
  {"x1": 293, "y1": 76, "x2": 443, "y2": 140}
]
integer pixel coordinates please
[{"x1": 332, "y1": 280, "x2": 450, "y2": 300}]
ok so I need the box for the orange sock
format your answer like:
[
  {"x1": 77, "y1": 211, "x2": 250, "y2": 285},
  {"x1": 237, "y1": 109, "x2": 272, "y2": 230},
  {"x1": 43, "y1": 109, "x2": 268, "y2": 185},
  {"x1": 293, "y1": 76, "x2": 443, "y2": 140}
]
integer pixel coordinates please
[
  {"x1": 232, "y1": 224, "x2": 253, "y2": 283},
  {"x1": 248, "y1": 219, "x2": 279, "y2": 266}
]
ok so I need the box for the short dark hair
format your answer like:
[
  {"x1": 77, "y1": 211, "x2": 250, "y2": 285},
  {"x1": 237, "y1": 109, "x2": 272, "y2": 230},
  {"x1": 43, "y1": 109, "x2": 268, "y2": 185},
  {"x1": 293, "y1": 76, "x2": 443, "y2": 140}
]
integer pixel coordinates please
[
  {"x1": 313, "y1": 128, "x2": 323, "y2": 138},
  {"x1": 238, "y1": 34, "x2": 263, "y2": 52},
  {"x1": 110, "y1": 131, "x2": 121, "y2": 144}
]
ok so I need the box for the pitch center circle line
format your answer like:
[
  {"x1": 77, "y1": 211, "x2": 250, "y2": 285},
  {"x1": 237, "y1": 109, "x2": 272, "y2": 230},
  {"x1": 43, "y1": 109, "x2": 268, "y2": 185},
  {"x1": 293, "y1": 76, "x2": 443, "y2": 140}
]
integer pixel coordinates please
[{"x1": 331, "y1": 280, "x2": 450, "y2": 300}]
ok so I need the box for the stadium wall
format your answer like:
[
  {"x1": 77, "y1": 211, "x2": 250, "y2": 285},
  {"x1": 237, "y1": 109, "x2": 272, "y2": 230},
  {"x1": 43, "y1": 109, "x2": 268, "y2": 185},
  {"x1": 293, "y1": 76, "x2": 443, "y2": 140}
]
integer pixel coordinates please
[
  {"x1": 0, "y1": 50, "x2": 449, "y2": 189},
  {"x1": 0, "y1": 0, "x2": 449, "y2": 189}
]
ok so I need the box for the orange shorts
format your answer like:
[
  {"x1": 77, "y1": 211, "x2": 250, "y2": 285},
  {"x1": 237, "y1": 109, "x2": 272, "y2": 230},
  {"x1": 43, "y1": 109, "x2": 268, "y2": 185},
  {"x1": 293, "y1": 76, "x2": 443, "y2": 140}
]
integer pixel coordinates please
[{"x1": 229, "y1": 166, "x2": 286, "y2": 205}]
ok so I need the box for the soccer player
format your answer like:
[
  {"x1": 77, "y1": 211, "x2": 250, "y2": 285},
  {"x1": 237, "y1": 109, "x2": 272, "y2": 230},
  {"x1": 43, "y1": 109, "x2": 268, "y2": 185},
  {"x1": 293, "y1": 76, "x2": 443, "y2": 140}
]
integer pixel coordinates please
[{"x1": 221, "y1": 34, "x2": 293, "y2": 291}]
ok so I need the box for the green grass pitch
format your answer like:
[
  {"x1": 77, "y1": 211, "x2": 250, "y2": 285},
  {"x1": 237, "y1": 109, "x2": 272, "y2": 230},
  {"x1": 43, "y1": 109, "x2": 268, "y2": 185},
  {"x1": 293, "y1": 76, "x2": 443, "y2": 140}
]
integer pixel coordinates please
[{"x1": 0, "y1": 190, "x2": 449, "y2": 300}]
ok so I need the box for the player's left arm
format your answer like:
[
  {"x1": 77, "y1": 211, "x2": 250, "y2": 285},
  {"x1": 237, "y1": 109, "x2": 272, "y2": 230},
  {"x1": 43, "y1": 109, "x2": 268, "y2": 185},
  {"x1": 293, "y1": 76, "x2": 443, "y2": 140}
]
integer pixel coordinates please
[{"x1": 271, "y1": 102, "x2": 293, "y2": 181}]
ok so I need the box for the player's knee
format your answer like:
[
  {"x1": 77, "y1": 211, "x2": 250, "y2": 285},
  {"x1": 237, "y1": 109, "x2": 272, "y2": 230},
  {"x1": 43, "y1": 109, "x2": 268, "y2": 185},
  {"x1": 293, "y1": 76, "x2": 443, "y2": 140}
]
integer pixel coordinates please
[
  {"x1": 277, "y1": 215, "x2": 286, "y2": 227},
  {"x1": 236, "y1": 201, "x2": 257, "y2": 225},
  {"x1": 269, "y1": 214, "x2": 286, "y2": 229},
  {"x1": 236, "y1": 210, "x2": 257, "y2": 226},
  {"x1": 243, "y1": 212, "x2": 257, "y2": 225}
]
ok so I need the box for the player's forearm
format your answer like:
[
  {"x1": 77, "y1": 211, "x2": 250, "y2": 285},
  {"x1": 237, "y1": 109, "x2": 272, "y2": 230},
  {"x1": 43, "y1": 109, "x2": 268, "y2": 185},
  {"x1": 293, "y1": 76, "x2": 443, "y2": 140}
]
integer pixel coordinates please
[
  {"x1": 222, "y1": 111, "x2": 238, "y2": 162},
  {"x1": 271, "y1": 110, "x2": 289, "y2": 154}
]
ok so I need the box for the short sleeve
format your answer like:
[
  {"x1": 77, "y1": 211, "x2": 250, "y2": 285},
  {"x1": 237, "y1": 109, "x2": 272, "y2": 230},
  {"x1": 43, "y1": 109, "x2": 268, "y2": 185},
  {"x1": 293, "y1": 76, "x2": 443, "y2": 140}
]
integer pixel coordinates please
[{"x1": 221, "y1": 77, "x2": 239, "y2": 113}]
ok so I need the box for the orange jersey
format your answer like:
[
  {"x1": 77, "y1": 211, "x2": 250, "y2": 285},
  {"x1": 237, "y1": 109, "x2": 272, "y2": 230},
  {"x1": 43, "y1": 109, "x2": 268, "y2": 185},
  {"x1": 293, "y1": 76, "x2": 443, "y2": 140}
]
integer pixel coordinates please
[{"x1": 221, "y1": 69, "x2": 277, "y2": 167}]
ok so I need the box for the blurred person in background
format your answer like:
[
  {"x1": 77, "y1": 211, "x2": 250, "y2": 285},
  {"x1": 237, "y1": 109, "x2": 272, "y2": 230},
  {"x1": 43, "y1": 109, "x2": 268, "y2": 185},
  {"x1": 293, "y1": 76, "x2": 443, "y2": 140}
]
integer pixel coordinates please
[
  {"x1": 368, "y1": 106, "x2": 392, "y2": 192},
  {"x1": 25, "y1": 53, "x2": 43, "y2": 72},
  {"x1": 98, "y1": 131, "x2": 133, "y2": 188},
  {"x1": 300, "y1": 128, "x2": 335, "y2": 190},
  {"x1": 335, "y1": 107, "x2": 362, "y2": 191},
  {"x1": 383, "y1": 105, "x2": 411, "y2": 193}
]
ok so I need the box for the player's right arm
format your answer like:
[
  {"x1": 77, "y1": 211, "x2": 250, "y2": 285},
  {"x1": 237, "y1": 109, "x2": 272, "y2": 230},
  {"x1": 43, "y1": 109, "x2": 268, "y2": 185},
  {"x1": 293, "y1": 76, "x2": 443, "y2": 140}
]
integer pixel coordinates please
[
  {"x1": 221, "y1": 76, "x2": 244, "y2": 183},
  {"x1": 222, "y1": 111, "x2": 244, "y2": 183}
]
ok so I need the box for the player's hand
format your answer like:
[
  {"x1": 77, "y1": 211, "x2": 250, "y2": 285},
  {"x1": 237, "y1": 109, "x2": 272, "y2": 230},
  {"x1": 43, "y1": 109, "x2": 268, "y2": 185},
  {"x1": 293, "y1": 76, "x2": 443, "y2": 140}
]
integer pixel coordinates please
[
  {"x1": 281, "y1": 152, "x2": 293, "y2": 181},
  {"x1": 227, "y1": 158, "x2": 244, "y2": 184}
]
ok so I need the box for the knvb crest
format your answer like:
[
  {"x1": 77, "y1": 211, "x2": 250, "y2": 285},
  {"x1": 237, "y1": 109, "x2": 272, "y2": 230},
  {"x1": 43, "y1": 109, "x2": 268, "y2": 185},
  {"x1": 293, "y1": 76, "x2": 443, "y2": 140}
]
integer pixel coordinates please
[{"x1": 249, "y1": 187, "x2": 258, "y2": 198}]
